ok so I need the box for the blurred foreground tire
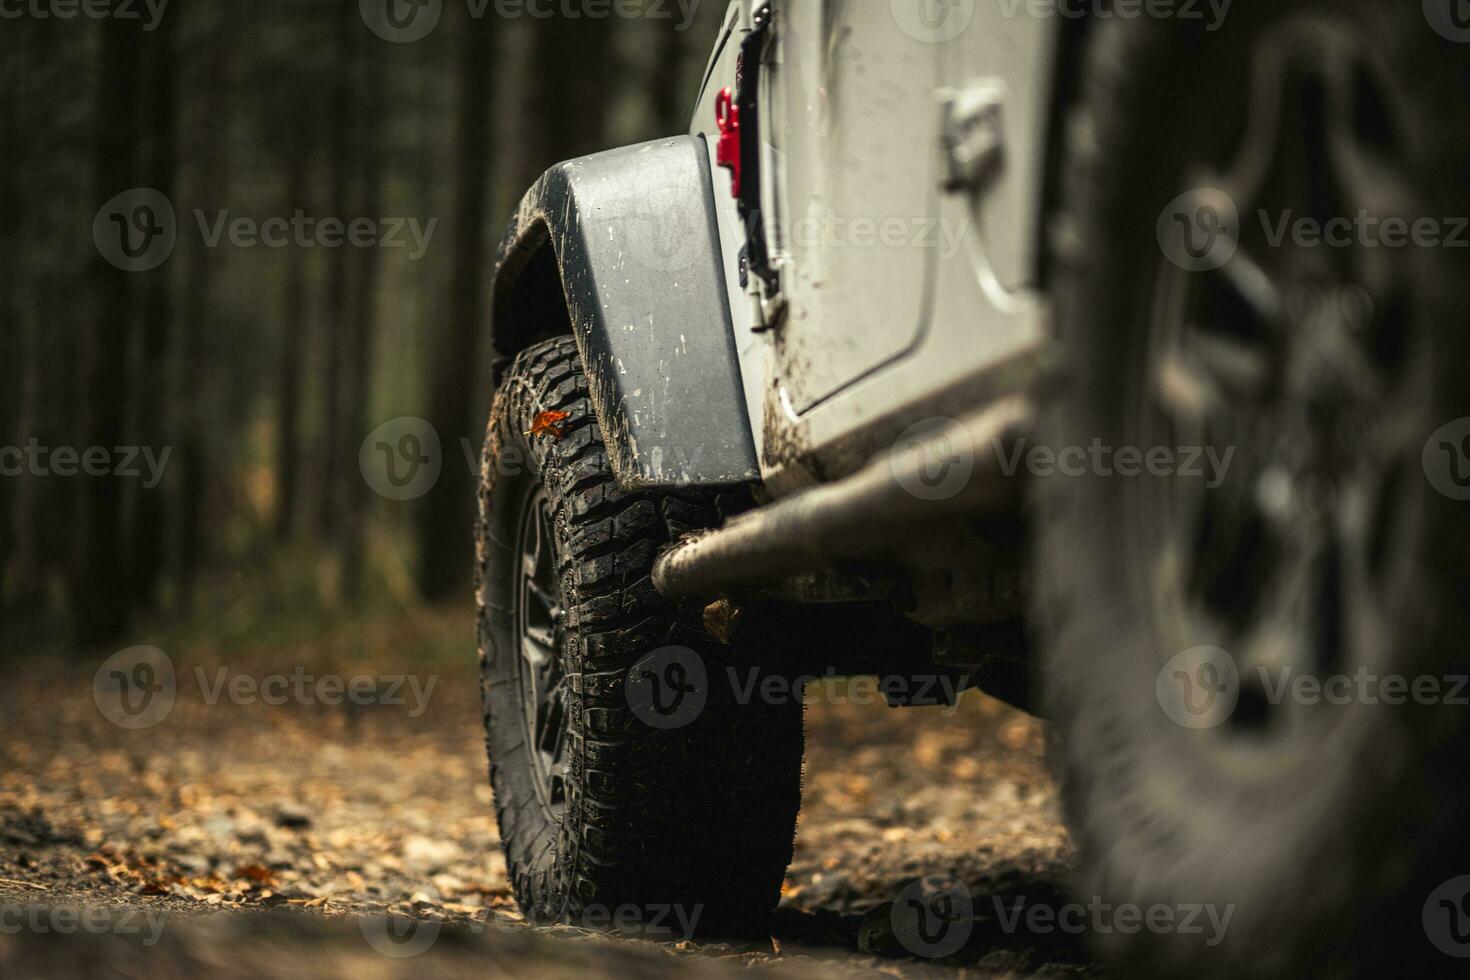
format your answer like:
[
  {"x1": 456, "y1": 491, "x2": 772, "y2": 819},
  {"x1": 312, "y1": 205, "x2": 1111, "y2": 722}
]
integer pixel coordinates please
[
  {"x1": 475, "y1": 336, "x2": 803, "y2": 938},
  {"x1": 1036, "y1": 5, "x2": 1470, "y2": 977}
]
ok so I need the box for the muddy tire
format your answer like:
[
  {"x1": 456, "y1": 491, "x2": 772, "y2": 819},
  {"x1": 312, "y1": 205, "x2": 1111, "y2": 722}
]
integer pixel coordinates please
[
  {"x1": 475, "y1": 336, "x2": 804, "y2": 938},
  {"x1": 1036, "y1": 5, "x2": 1470, "y2": 977}
]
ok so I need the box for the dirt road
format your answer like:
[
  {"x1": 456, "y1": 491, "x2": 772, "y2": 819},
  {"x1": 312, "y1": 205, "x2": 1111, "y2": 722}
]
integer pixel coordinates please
[{"x1": 0, "y1": 612, "x2": 1102, "y2": 978}]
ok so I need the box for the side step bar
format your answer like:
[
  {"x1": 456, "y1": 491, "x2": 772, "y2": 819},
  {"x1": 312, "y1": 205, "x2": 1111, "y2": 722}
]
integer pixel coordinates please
[{"x1": 652, "y1": 397, "x2": 1033, "y2": 602}]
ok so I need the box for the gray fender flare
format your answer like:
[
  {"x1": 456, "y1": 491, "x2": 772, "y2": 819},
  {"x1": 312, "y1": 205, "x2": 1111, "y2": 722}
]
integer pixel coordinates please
[{"x1": 488, "y1": 136, "x2": 758, "y2": 490}]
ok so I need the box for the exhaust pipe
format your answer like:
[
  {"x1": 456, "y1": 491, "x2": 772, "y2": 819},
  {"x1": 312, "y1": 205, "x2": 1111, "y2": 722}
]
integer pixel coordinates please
[{"x1": 653, "y1": 397, "x2": 1032, "y2": 602}]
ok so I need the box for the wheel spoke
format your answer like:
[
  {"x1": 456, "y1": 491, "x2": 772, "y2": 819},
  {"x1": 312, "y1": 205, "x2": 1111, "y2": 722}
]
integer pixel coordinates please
[
  {"x1": 524, "y1": 625, "x2": 557, "y2": 655},
  {"x1": 1218, "y1": 27, "x2": 1337, "y2": 220},
  {"x1": 1155, "y1": 347, "x2": 1223, "y2": 431},
  {"x1": 1153, "y1": 237, "x2": 1282, "y2": 432},
  {"x1": 1238, "y1": 513, "x2": 1337, "y2": 679},
  {"x1": 1345, "y1": 390, "x2": 1423, "y2": 579},
  {"x1": 1315, "y1": 39, "x2": 1414, "y2": 219},
  {"x1": 521, "y1": 636, "x2": 554, "y2": 678},
  {"x1": 513, "y1": 486, "x2": 569, "y2": 822},
  {"x1": 1220, "y1": 24, "x2": 1413, "y2": 261},
  {"x1": 1322, "y1": 61, "x2": 1417, "y2": 310},
  {"x1": 531, "y1": 499, "x2": 558, "y2": 570},
  {"x1": 537, "y1": 681, "x2": 566, "y2": 755},
  {"x1": 1214, "y1": 30, "x2": 1288, "y2": 210},
  {"x1": 524, "y1": 578, "x2": 559, "y2": 617},
  {"x1": 1154, "y1": 327, "x2": 1272, "y2": 431},
  {"x1": 1191, "y1": 462, "x2": 1276, "y2": 628},
  {"x1": 1216, "y1": 248, "x2": 1286, "y2": 334},
  {"x1": 1194, "y1": 329, "x2": 1274, "y2": 396}
]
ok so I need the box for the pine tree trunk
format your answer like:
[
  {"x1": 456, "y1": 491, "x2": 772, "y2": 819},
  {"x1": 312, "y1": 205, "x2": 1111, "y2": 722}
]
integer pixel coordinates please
[
  {"x1": 652, "y1": 21, "x2": 686, "y2": 135},
  {"x1": 130, "y1": 6, "x2": 179, "y2": 608},
  {"x1": 340, "y1": 32, "x2": 383, "y2": 599},
  {"x1": 541, "y1": 18, "x2": 613, "y2": 163},
  {"x1": 318, "y1": 3, "x2": 357, "y2": 543},
  {"x1": 175, "y1": 8, "x2": 233, "y2": 608},
  {"x1": 77, "y1": 17, "x2": 143, "y2": 645},
  {"x1": 275, "y1": 141, "x2": 312, "y2": 542},
  {"x1": 0, "y1": 40, "x2": 19, "y2": 615},
  {"x1": 416, "y1": 17, "x2": 495, "y2": 601}
]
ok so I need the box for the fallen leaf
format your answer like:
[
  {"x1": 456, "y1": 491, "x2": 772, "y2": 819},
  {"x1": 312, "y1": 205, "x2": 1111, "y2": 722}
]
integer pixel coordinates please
[
  {"x1": 232, "y1": 864, "x2": 276, "y2": 886},
  {"x1": 527, "y1": 411, "x2": 571, "y2": 440}
]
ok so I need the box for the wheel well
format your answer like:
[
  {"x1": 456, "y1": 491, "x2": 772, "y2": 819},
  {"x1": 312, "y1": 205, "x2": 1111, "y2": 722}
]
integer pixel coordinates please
[{"x1": 490, "y1": 230, "x2": 572, "y2": 385}]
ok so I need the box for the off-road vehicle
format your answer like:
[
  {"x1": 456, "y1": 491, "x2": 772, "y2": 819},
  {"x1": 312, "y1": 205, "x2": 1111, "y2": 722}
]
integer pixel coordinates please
[{"x1": 474, "y1": 2, "x2": 1470, "y2": 975}]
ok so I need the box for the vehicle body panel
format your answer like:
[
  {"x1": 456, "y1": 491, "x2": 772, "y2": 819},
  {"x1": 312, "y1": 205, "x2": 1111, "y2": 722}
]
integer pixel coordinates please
[
  {"x1": 692, "y1": 1, "x2": 1061, "y2": 492},
  {"x1": 763, "y1": 0, "x2": 939, "y2": 415}
]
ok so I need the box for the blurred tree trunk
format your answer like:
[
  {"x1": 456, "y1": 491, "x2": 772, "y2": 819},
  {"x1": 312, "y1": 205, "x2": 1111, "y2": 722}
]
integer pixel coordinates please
[
  {"x1": 176, "y1": 13, "x2": 233, "y2": 608},
  {"x1": 0, "y1": 303, "x2": 15, "y2": 620},
  {"x1": 39, "y1": 272, "x2": 80, "y2": 610},
  {"x1": 131, "y1": 6, "x2": 179, "y2": 607},
  {"x1": 275, "y1": 134, "x2": 314, "y2": 542},
  {"x1": 652, "y1": 23, "x2": 686, "y2": 135},
  {"x1": 0, "y1": 45, "x2": 18, "y2": 613},
  {"x1": 341, "y1": 37, "x2": 383, "y2": 599},
  {"x1": 5, "y1": 303, "x2": 41, "y2": 620},
  {"x1": 77, "y1": 17, "x2": 143, "y2": 645},
  {"x1": 0, "y1": 330, "x2": 12, "y2": 612},
  {"x1": 50, "y1": 29, "x2": 92, "y2": 614},
  {"x1": 535, "y1": 17, "x2": 613, "y2": 165},
  {"x1": 416, "y1": 17, "x2": 495, "y2": 601},
  {"x1": 318, "y1": 4, "x2": 358, "y2": 543}
]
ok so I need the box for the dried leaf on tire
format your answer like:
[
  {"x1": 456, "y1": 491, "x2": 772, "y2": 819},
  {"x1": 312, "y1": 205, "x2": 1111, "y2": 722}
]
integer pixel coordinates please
[{"x1": 528, "y1": 411, "x2": 571, "y2": 440}]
